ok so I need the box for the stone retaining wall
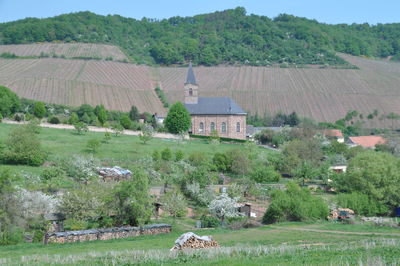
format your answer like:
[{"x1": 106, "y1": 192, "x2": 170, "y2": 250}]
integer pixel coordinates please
[{"x1": 44, "y1": 224, "x2": 171, "y2": 244}]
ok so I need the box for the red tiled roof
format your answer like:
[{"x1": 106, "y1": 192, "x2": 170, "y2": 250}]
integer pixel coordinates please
[
  {"x1": 349, "y1": 136, "x2": 386, "y2": 148},
  {"x1": 323, "y1": 129, "x2": 343, "y2": 138}
]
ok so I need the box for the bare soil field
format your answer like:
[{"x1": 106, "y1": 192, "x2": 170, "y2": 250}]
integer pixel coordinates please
[
  {"x1": 0, "y1": 43, "x2": 129, "y2": 61},
  {"x1": 1, "y1": 45, "x2": 400, "y2": 126}
]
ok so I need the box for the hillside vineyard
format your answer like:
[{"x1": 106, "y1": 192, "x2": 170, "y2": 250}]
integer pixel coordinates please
[{"x1": 1, "y1": 52, "x2": 400, "y2": 125}]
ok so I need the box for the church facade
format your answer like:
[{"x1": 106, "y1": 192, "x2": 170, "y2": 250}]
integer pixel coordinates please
[{"x1": 183, "y1": 63, "x2": 246, "y2": 140}]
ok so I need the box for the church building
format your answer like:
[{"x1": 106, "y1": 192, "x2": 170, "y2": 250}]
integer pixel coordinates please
[{"x1": 184, "y1": 63, "x2": 247, "y2": 140}]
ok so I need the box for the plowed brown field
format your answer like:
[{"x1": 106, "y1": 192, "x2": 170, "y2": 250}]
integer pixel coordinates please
[
  {"x1": 1, "y1": 49, "x2": 400, "y2": 126},
  {"x1": 0, "y1": 43, "x2": 129, "y2": 61}
]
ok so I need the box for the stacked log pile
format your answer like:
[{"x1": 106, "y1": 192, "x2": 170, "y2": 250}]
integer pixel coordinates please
[
  {"x1": 44, "y1": 224, "x2": 171, "y2": 244},
  {"x1": 98, "y1": 166, "x2": 132, "y2": 181},
  {"x1": 171, "y1": 232, "x2": 219, "y2": 250}
]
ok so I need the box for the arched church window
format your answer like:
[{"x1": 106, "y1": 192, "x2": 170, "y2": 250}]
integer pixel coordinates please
[
  {"x1": 199, "y1": 122, "x2": 204, "y2": 132},
  {"x1": 221, "y1": 122, "x2": 227, "y2": 133},
  {"x1": 210, "y1": 122, "x2": 215, "y2": 131},
  {"x1": 236, "y1": 122, "x2": 241, "y2": 132},
  {"x1": 189, "y1": 88, "x2": 193, "y2": 96}
]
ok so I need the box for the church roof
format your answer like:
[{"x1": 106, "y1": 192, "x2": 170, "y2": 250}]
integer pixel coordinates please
[
  {"x1": 185, "y1": 97, "x2": 246, "y2": 115},
  {"x1": 185, "y1": 62, "x2": 197, "y2": 85}
]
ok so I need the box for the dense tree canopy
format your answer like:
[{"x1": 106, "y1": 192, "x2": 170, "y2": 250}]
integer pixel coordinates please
[
  {"x1": 334, "y1": 151, "x2": 400, "y2": 215},
  {"x1": 1, "y1": 8, "x2": 400, "y2": 66}
]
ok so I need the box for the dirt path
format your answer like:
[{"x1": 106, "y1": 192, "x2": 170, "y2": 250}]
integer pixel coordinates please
[
  {"x1": 3, "y1": 119, "x2": 183, "y2": 140},
  {"x1": 271, "y1": 225, "x2": 400, "y2": 237}
]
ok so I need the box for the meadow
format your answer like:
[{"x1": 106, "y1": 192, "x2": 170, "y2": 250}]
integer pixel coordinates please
[
  {"x1": 0, "y1": 221, "x2": 399, "y2": 265},
  {"x1": 0, "y1": 123, "x2": 269, "y2": 176}
]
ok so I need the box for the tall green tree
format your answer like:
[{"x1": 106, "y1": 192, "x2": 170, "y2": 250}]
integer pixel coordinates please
[
  {"x1": 0, "y1": 86, "x2": 20, "y2": 117},
  {"x1": 129, "y1": 105, "x2": 140, "y2": 122},
  {"x1": 33, "y1": 101, "x2": 46, "y2": 119},
  {"x1": 108, "y1": 169, "x2": 152, "y2": 226},
  {"x1": 164, "y1": 102, "x2": 191, "y2": 134}
]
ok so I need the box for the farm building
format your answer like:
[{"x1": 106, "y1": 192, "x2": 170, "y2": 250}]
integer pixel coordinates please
[
  {"x1": 348, "y1": 136, "x2": 386, "y2": 148},
  {"x1": 184, "y1": 63, "x2": 247, "y2": 140}
]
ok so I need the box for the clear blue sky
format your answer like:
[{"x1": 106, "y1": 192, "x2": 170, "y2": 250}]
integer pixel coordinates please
[{"x1": 0, "y1": 0, "x2": 398, "y2": 24}]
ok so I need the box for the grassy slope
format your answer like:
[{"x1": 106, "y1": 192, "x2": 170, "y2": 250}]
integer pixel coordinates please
[
  {"x1": 1, "y1": 47, "x2": 400, "y2": 125},
  {"x1": 0, "y1": 123, "x2": 269, "y2": 175},
  {"x1": 1, "y1": 221, "x2": 399, "y2": 265}
]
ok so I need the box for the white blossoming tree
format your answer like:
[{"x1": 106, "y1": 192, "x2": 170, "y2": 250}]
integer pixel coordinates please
[{"x1": 208, "y1": 193, "x2": 241, "y2": 221}]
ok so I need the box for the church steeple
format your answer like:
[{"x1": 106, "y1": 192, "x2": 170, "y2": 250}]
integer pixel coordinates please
[
  {"x1": 185, "y1": 62, "x2": 197, "y2": 85},
  {"x1": 184, "y1": 62, "x2": 199, "y2": 104}
]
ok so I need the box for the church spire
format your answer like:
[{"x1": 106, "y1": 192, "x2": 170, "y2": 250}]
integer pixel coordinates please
[{"x1": 185, "y1": 62, "x2": 197, "y2": 85}]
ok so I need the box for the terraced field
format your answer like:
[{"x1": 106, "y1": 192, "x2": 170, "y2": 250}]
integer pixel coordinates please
[
  {"x1": 0, "y1": 58, "x2": 165, "y2": 115},
  {"x1": 1, "y1": 44, "x2": 400, "y2": 125},
  {"x1": 155, "y1": 55, "x2": 400, "y2": 125},
  {"x1": 0, "y1": 43, "x2": 129, "y2": 61}
]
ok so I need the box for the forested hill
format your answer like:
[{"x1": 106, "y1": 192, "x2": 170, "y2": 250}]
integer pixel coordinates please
[{"x1": 1, "y1": 7, "x2": 400, "y2": 66}]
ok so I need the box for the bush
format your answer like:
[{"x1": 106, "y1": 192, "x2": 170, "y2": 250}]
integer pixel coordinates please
[
  {"x1": 1, "y1": 125, "x2": 46, "y2": 166},
  {"x1": 0, "y1": 85, "x2": 20, "y2": 117},
  {"x1": 120, "y1": 115, "x2": 133, "y2": 129},
  {"x1": 161, "y1": 148, "x2": 172, "y2": 161},
  {"x1": 33, "y1": 101, "x2": 46, "y2": 119},
  {"x1": 86, "y1": 139, "x2": 102, "y2": 153},
  {"x1": 250, "y1": 166, "x2": 281, "y2": 183},
  {"x1": 213, "y1": 153, "x2": 232, "y2": 172},
  {"x1": 13, "y1": 113, "x2": 24, "y2": 122},
  {"x1": 200, "y1": 215, "x2": 220, "y2": 228},
  {"x1": 74, "y1": 122, "x2": 88, "y2": 135},
  {"x1": 263, "y1": 182, "x2": 328, "y2": 224},
  {"x1": 188, "y1": 152, "x2": 208, "y2": 167},
  {"x1": 48, "y1": 116, "x2": 60, "y2": 124},
  {"x1": 175, "y1": 150, "x2": 184, "y2": 161},
  {"x1": 337, "y1": 192, "x2": 384, "y2": 216}
]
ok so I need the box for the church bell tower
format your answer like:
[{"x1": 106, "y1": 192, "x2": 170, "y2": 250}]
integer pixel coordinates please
[{"x1": 184, "y1": 62, "x2": 198, "y2": 104}]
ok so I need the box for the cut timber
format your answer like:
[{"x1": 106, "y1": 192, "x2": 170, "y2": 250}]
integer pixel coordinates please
[{"x1": 171, "y1": 232, "x2": 220, "y2": 250}]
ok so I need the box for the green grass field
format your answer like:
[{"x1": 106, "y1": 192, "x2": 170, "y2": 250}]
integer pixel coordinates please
[
  {"x1": 0, "y1": 123, "x2": 273, "y2": 177},
  {"x1": 1, "y1": 221, "x2": 399, "y2": 265}
]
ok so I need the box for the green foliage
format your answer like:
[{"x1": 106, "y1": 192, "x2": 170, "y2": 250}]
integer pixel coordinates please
[
  {"x1": 0, "y1": 86, "x2": 20, "y2": 117},
  {"x1": 337, "y1": 192, "x2": 384, "y2": 216},
  {"x1": 1, "y1": 125, "x2": 46, "y2": 166},
  {"x1": 128, "y1": 105, "x2": 140, "y2": 122},
  {"x1": 212, "y1": 152, "x2": 232, "y2": 172},
  {"x1": 102, "y1": 132, "x2": 112, "y2": 143},
  {"x1": 112, "y1": 123, "x2": 124, "y2": 136},
  {"x1": 152, "y1": 150, "x2": 161, "y2": 161},
  {"x1": 86, "y1": 139, "x2": 102, "y2": 153},
  {"x1": 68, "y1": 112, "x2": 79, "y2": 125},
  {"x1": 200, "y1": 215, "x2": 220, "y2": 228},
  {"x1": 47, "y1": 116, "x2": 60, "y2": 124},
  {"x1": 164, "y1": 102, "x2": 191, "y2": 134},
  {"x1": 109, "y1": 170, "x2": 152, "y2": 226},
  {"x1": 334, "y1": 151, "x2": 400, "y2": 215},
  {"x1": 188, "y1": 152, "x2": 208, "y2": 167},
  {"x1": 280, "y1": 139, "x2": 323, "y2": 174},
  {"x1": 94, "y1": 105, "x2": 107, "y2": 125},
  {"x1": 139, "y1": 124, "x2": 154, "y2": 144},
  {"x1": 160, "y1": 190, "x2": 187, "y2": 218},
  {"x1": 250, "y1": 165, "x2": 280, "y2": 183},
  {"x1": 119, "y1": 115, "x2": 133, "y2": 129},
  {"x1": 155, "y1": 87, "x2": 169, "y2": 108},
  {"x1": 33, "y1": 101, "x2": 46, "y2": 119},
  {"x1": 263, "y1": 182, "x2": 329, "y2": 224},
  {"x1": 175, "y1": 150, "x2": 184, "y2": 161},
  {"x1": 161, "y1": 148, "x2": 172, "y2": 161},
  {"x1": 226, "y1": 149, "x2": 250, "y2": 176},
  {"x1": 74, "y1": 122, "x2": 88, "y2": 135}
]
